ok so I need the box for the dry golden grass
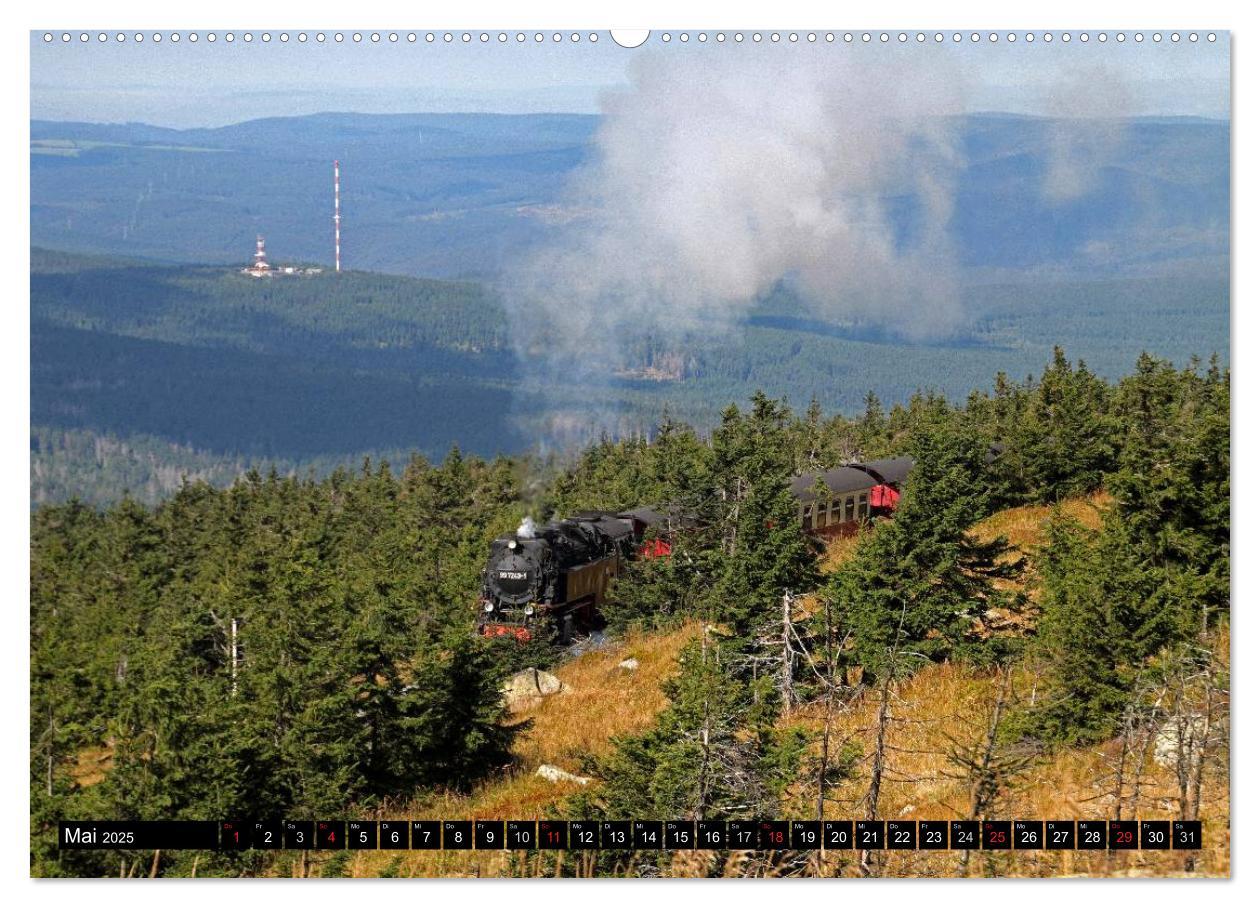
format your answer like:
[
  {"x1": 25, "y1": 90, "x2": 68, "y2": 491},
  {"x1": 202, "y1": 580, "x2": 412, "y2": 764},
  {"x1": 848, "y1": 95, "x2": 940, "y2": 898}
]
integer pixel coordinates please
[
  {"x1": 778, "y1": 626, "x2": 1230, "y2": 878},
  {"x1": 973, "y1": 492, "x2": 1109, "y2": 553},
  {"x1": 511, "y1": 622, "x2": 701, "y2": 769},
  {"x1": 336, "y1": 645, "x2": 1228, "y2": 878},
  {"x1": 72, "y1": 495, "x2": 1223, "y2": 879},
  {"x1": 821, "y1": 532, "x2": 864, "y2": 571},
  {"x1": 821, "y1": 493, "x2": 1110, "y2": 578},
  {"x1": 330, "y1": 612, "x2": 1228, "y2": 878},
  {"x1": 322, "y1": 494, "x2": 1228, "y2": 879},
  {"x1": 332, "y1": 622, "x2": 700, "y2": 878}
]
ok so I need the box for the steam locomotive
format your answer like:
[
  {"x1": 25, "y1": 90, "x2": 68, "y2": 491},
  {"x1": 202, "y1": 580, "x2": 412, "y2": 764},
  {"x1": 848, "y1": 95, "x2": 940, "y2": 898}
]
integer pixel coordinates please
[
  {"x1": 477, "y1": 458, "x2": 913, "y2": 642},
  {"x1": 477, "y1": 509, "x2": 668, "y2": 642}
]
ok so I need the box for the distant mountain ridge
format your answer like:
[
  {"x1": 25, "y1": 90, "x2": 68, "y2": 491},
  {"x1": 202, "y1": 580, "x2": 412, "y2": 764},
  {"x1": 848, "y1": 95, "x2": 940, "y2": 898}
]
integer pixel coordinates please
[{"x1": 31, "y1": 111, "x2": 1228, "y2": 281}]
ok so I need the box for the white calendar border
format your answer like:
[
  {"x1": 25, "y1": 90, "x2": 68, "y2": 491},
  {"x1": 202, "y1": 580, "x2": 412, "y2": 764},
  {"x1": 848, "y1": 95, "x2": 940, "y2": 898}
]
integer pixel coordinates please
[{"x1": 4, "y1": 0, "x2": 1249, "y2": 902}]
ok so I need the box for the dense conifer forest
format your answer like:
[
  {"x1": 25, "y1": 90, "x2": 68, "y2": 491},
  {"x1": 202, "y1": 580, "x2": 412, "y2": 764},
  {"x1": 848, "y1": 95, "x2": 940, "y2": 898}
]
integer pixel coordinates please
[
  {"x1": 31, "y1": 248, "x2": 1227, "y2": 506},
  {"x1": 30, "y1": 350, "x2": 1229, "y2": 877}
]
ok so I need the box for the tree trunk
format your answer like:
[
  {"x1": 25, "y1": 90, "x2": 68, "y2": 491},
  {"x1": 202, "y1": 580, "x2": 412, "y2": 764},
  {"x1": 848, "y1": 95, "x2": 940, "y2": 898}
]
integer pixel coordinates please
[
  {"x1": 860, "y1": 669, "x2": 893, "y2": 877},
  {"x1": 780, "y1": 592, "x2": 794, "y2": 713}
]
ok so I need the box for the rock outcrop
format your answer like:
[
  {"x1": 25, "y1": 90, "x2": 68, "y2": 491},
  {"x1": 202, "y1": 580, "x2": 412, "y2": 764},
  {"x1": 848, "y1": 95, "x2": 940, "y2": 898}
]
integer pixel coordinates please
[{"x1": 502, "y1": 668, "x2": 565, "y2": 710}]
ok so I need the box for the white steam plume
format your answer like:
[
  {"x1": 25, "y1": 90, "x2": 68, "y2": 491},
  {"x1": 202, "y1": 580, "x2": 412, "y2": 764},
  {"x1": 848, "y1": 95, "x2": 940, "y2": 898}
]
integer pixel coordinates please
[{"x1": 505, "y1": 48, "x2": 1134, "y2": 434}]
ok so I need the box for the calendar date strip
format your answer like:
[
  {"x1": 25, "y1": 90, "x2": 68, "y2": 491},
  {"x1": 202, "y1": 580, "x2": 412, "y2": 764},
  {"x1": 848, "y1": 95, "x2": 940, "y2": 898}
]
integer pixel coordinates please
[{"x1": 58, "y1": 819, "x2": 1202, "y2": 851}]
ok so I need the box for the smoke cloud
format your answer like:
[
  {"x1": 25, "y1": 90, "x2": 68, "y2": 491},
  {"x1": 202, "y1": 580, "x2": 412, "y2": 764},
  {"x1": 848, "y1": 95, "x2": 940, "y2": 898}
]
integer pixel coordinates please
[{"x1": 504, "y1": 47, "x2": 1135, "y2": 436}]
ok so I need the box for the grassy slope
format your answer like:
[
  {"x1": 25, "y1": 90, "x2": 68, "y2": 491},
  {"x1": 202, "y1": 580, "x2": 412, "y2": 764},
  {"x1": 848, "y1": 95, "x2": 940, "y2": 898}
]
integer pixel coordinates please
[
  {"x1": 303, "y1": 495, "x2": 1225, "y2": 878},
  {"x1": 65, "y1": 495, "x2": 1221, "y2": 877},
  {"x1": 331, "y1": 623, "x2": 701, "y2": 879}
]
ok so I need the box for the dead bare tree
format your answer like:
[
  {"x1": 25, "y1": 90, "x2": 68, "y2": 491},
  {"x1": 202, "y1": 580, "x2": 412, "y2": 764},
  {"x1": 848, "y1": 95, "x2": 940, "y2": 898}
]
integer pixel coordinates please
[
  {"x1": 780, "y1": 591, "x2": 795, "y2": 711},
  {"x1": 941, "y1": 664, "x2": 1033, "y2": 876},
  {"x1": 1156, "y1": 639, "x2": 1229, "y2": 872},
  {"x1": 856, "y1": 599, "x2": 916, "y2": 877}
]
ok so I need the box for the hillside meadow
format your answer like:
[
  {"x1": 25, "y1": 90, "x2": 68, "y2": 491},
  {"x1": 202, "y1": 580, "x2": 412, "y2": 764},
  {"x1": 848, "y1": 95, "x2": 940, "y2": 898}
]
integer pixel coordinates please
[{"x1": 245, "y1": 499, "x2": 1227, "y2": 879}]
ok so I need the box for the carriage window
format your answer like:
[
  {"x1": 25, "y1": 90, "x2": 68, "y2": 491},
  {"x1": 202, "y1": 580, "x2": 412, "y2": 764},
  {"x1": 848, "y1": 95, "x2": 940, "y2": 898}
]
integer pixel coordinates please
[
  {"x1": 800, "y1": 504, "x2": 812, "y2": 530},
  {"x1": 858, "y1": 493, "x2": 869, "y2": 520},
  {"x1": 845, "y1": 497, "x2": 855, "y2": 522},
  {"x1": 814, "y1": 503, "x2": 828, "y2": 529},
  {"x1": 829, "y1": 497, "x2": 842, "y2": 522}
]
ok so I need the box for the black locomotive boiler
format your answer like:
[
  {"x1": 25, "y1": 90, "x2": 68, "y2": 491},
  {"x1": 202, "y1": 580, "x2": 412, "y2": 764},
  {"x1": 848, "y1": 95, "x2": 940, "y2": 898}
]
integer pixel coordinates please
[
  {"x1": 477, "y1": 459, "x2": 914, "y2": 643},
  {"x1": 478, "y1": 510, "x2": 664, "y2": 642}
]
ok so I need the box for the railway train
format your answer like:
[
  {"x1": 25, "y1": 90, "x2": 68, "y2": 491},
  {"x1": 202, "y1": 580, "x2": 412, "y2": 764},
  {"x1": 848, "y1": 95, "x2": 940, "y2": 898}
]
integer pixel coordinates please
[
  {"x1": 790, "y1": 456, "x2": 913, "y2": 536},
  {"x1": 477, "y1": 457, "x2": 914, "y2": 641}
]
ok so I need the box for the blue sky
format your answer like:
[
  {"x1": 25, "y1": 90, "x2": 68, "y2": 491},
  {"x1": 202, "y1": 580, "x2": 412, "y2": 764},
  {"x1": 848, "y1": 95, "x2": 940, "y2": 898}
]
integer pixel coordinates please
[{"x1": 31, "y1": 30, "x2": 1230, "y2": 128}]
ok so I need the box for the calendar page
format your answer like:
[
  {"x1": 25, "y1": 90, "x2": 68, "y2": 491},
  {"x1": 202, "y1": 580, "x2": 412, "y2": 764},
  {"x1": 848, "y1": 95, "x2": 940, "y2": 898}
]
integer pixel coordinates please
[{"x1": 27, "y1": 12, "x2": 1230, "y2": 883}]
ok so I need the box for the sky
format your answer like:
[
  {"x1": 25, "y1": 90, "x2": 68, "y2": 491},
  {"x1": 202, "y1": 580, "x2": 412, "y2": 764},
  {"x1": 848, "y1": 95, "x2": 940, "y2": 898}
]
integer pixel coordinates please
[{"x1": 30, "y1": 30, "x2": 1230, "y2": 128}]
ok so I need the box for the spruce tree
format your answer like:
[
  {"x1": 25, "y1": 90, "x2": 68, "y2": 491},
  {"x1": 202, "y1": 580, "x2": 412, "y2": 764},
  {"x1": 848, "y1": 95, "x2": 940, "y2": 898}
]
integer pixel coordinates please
[
  {"x1": 828, "y1": 416, "x2": 1024, "y2": 678},
  {"x1": 1021, "y1": 511, "x2": 1136, "y2": 744},
  {"x1": 585, "y1": 636, "x2": 800, "y2": 820},
  {"x1": 712, "y1": 393, "x2": 821, "y2": 641}
]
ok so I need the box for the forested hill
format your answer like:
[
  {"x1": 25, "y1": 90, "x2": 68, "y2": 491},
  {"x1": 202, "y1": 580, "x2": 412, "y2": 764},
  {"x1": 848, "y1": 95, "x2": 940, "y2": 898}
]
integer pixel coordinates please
[
  {"x1": 31, "y1": 246, "x2": 509, "y2": 353},
  {"x1": 31, "y1": 247, "x2": 1228, "y2": 506},
  {"x1": 31, "y1": 355, "x2": 1229, "y2": 877},
  {"x1": 31, "y1": 247, "x2": 524, "y2": 504}
]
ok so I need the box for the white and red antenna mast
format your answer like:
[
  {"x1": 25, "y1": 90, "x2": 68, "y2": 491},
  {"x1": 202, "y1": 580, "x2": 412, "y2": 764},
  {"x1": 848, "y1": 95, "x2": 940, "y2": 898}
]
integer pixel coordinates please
[{"x1": 333, "y1": 160, "x2": 342, "y2": 273}]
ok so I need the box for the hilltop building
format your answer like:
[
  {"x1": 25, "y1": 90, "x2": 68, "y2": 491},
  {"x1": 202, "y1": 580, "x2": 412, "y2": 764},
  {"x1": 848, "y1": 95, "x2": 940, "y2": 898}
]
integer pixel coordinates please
[
  {"x1": 240, "y1": 235, "x2": 323, "y2": 278},
  {"x1": 246, "y1": 235, "x2": 270, "y2": 276}
]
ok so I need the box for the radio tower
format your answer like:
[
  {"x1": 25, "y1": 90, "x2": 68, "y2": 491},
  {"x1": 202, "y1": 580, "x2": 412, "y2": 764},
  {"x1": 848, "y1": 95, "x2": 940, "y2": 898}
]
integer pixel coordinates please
[{"x1": 333, "y1": 160, "x2": 342, "y2": 273}]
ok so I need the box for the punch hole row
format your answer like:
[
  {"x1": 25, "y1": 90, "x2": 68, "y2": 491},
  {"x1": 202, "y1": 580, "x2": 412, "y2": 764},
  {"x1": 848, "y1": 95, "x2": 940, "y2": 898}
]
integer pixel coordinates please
[
  {"x1": 40, "y1": 31, "x2": 603, "y2": 45},
  {"x1": 41, "y1": 30, "x2": 1219, "y2": 45},
  {"x1": 667, "y1": 32, "x2": 1213, "y2": 44}
]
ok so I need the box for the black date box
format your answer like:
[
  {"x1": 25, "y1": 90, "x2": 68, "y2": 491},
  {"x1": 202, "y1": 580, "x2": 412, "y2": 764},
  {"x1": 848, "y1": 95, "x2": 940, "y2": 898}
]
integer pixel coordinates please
[
  {"x1": 886, "y1": 820, "x2": 915, "y2": 850},
  {"x1": 569, "y1": 821, "x2": 599, "y2": 849},
  {"x1": 1140, "y1": 820, "x2": 1171, "y2": 850},
  {"x1": 727, "y1": 821, "x2": 759, "y2": 850},
  {"x1": 347, "y1": 821, "x2": 376, "y2": 849},
  {"x1": 443, "y1": 821, "x2": 472, "y2": 850},
  {"x1": 823, "y1": 821, "x2": 854, "y2": 850},
  {"x1": 506, "y1": 821, "x2": 536, "y2": 850},
  {"x1": 855, "y1": 821, "x2": 884, "y2": 850},
  {"x1": 759, "y1": 820, "x2": 789, "y2": 850},
  {"x1": 1172, "y1": 820, "x2": 1202, "y2": 850},
  {"x1": 379, "y1": 821, "x2": 408, "y2": 849},
  {"x1": 1076, "y1": 820, "x2": 1107, "y2": 850},
  {"x1": 665, "y1": 821, "x2": 695, "y2": 849},
  {"x1": 697, "y1": 821, "x2": 727, "y2": 849},
  {"x1": 600, "y1": 821, "x2": 631, "y2": 849},
  {"x1": 1109, "y1": 820, "x2": 1139, "y2": 850},
  {"x1": 949, "y1": 820, "x2": 979, "y2": 850},
  {"x1": 633, "y1": 821, "x2": 663, "y2": 849},
  {"x1": 1045, "y1": 821, "x2": 1074, "y2": 849},
  {"x1": 791, "y1": 821, "x2": 821, "y2": 849},
  {"x1": 220, "y1": 821, "x2": 249, "y2": 851},
  {"x1": 918, "y1": 821, "x2": 948, "y2": 850},
  {"x1": 283, "y1": 820, "x2": 314, "y2": 850},
  {"x1": 316, "y1": 821, "x2": 344, "y2": 849},
  {"x1": 982, "y1": 820, "x2": 1012, "y2": 849},
  {"x1": 252, "y1": 820, "x2": 283, "y2": 850},
  {"x1": 475, "y1": 820, "x2": 505, "y2": 850},
  {"x1": 1013, "y1": 821, "x2": 1043, "y2": 850},
  {"x1": 538, "y1": 820, "x2": 568, "y2": 849},
  {"x1": 410, "y1": 821, "x2": 441, "y2": 850}
]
